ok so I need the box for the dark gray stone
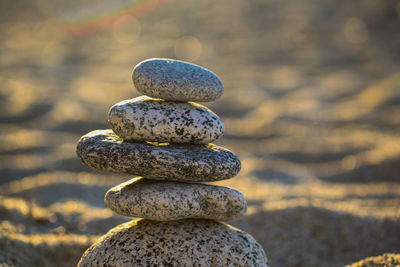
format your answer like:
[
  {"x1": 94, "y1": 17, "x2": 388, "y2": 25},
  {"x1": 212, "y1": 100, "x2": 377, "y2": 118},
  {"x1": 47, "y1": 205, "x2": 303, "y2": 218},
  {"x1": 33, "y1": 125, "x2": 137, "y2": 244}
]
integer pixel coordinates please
[
  {"x1": 78, "y1": 219, "x2": 268, "y2": 267},
  {"x1": 105, "y1": 177, "x2": 247, "y2": 221},
  {"x1": 132, "y1": 58, "x2": 224, "y2": 102},
  {"x1": 76, "y1": 130, "x2": 241, "y2": 182},
  {"x1": 108, "y1": 96, "x2": 224, "y2": 144}
]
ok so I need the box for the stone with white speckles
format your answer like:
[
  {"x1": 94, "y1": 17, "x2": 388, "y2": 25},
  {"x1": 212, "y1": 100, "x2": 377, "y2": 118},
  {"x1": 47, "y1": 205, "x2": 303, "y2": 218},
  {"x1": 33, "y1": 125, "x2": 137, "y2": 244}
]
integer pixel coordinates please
[
  {"x1": 105, "y1": 177, "x2": 247, "y2": 221},
  {"x1": 132, "y1": 58, "x2": 224, "y2": 102},
  {"x1": 109, "y1": 96, "x2": 224, "y2": 144},
  {"x1": 77, "y1": 219, "x2": 268, "y2": 267},
  {"x1": 76, "y1": 129, "x2": 241, "y2": 182}
]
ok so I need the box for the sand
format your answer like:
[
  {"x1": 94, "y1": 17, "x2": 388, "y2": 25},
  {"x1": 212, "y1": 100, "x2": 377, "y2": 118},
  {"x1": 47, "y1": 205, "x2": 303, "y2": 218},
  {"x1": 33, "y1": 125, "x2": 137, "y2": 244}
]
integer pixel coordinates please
[{"x1": 1, "y1": 0, "x2": 399, "y2": 266}]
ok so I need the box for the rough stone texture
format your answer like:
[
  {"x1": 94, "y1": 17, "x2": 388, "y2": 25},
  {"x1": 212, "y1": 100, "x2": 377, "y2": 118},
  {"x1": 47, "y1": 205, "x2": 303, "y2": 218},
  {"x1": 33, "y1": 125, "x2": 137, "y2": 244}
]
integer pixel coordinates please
[
  {"x1": 346, "y1": 254, "x2": 400, "y2": 267},
  {"x1": 105, "y1": 177, "x2": 247, "y2": 221},
  {"x1": 78, "y1": 219, "x2": 268, "y2": 267},
  {"x1": 132, "y1": 58, "x2": 224, "y2": 102},
  {"x1": 109, "y1": 96, "x2": 224, "y2": 144},
  {"x1": 76, "y1": 130, "x2": 241, "y2": 182}
]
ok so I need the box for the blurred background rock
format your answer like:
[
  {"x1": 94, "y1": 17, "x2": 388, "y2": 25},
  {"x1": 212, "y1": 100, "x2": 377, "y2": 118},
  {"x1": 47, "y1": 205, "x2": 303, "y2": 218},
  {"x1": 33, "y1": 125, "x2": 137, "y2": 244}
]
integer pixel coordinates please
[{"x1": 0, "y1": 0, "x2": 399, "y2": 266}]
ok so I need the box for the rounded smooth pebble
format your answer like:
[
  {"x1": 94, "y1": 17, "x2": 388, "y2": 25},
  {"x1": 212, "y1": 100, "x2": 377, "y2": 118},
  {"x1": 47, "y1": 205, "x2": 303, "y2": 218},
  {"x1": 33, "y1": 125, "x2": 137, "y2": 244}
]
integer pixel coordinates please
[
  {"x1": 132, "y1": 58, "x2": 224, "y2": 102},
  {"x1": 105, "y1": 177, "x2": 247, "y2": 221},
  {"x1": 76, "y1": 129, "x2": 241, "y2": 182},
  {"x1": 78, "y1": 219, "x2": 268, "y2": 267},
  {"x1": 109, "y1": 96, "x2": 224, "y2": 144}
]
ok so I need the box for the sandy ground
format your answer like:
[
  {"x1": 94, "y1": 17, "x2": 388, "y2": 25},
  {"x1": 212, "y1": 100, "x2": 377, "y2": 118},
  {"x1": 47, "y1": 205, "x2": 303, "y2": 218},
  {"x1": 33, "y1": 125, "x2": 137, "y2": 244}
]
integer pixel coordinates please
[{"x1": 1, "y1": 0, "x2": 400, "y2": 266}]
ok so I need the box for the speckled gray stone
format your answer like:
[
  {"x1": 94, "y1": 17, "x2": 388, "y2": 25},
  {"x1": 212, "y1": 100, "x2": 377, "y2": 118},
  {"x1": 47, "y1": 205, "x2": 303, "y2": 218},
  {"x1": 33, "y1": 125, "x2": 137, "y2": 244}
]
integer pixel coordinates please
[
  {"x1": 132, "y1": 58, "x2": 224, "y2": 102},
  {"x1": 76, "y1": 129, "x2": 241, "y2": 182},
  {"x1": 105, "y1": 177, "x2": 247, "y2": 221},
  {"x1": 78, "y1": 219, "x2": 268, "y2": 267},
  {"x1": 109, "y1": 96, "x2": 224, "y2": 144}
]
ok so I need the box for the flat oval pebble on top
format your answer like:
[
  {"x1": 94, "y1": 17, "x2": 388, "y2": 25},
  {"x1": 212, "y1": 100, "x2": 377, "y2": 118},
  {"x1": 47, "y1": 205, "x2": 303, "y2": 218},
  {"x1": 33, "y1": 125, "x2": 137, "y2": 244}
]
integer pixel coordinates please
[
  {"x1": 132, "y1": 58, "x2": 224, "y2": 102},
  {"x1": 105, "y1": 177, "x2": 247, "y2": 221},
  {"x1": 109, "y1": 96, "x2": 224, "y2": 144},
  {"x1": 76, "y1": 129, "x2": 241, "y2": 182}
]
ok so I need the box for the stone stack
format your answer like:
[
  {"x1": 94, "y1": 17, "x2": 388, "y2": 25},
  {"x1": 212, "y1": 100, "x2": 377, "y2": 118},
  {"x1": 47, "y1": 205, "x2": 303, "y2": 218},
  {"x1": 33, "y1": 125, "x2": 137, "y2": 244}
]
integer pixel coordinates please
[{"x1": 76, "y1": 58, "x2": 268, "y2": 266}]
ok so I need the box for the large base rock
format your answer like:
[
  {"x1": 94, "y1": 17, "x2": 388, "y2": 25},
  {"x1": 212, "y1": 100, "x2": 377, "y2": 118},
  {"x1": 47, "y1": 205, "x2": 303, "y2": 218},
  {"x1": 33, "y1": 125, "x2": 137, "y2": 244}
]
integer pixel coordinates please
[{"x1": 78, "y1": 219, "x2": 268, "y2": 267}]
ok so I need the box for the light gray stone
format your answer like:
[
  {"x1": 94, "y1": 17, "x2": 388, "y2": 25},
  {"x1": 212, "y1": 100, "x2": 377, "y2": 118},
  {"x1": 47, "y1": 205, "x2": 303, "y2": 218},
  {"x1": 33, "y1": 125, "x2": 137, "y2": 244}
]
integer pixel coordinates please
[
  {"x1": 78, "y1": 219, "x2": 268, "y2": 267},
  {"x1": 132, "y1": 58, "x2": 224, "y2": 102},
  {"x1": 108, "y1": 96, "x2": 224, "y2": 144},
  {"x1": 76, "y1": 130, "x2": 241, "y2": 182},
  {"x1": 105, "y1": 177, "x2": 247, "y2": 221}
]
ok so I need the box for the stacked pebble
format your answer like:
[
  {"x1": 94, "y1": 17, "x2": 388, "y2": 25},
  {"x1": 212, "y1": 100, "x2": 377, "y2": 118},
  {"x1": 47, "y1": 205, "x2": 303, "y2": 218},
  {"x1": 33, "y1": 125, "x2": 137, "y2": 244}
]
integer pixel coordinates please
[{"x1": 77, "y1": 58, "x2": 268, "y2": 266}]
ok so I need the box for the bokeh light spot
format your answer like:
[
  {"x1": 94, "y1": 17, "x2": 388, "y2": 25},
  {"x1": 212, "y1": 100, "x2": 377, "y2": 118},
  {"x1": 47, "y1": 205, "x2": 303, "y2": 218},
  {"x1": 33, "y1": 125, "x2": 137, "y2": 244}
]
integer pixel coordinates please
[
  {"x1": 271, "y1": 67, "x2": 300, "y2": 90},
  {"x1": 341, "y1": 155, "x2": 359, "y2": 170},
  {"x1": 41, "y1": 41, "x2": 66, "y2": 66},
  {"x1": 174, "y1": 36, "x2": 202, "y2": 61},
  {"x1": 397, "y1": 3, "x2": 400, "y2": 17},
  {"x1": 112, "y1": 15, "x2": 141, "y2": 44},
  {"x1": 344, "y1": 18, "x2": 369, "y2": 44}
]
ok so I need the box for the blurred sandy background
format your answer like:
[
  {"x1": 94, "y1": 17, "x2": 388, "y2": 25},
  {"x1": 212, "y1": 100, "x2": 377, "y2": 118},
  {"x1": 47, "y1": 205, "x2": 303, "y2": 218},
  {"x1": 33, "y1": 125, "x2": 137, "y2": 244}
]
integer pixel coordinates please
[{"x1": 1, "y1": 0, "x2": 400, "y2": 266}]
